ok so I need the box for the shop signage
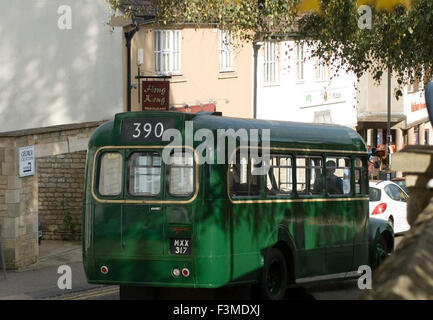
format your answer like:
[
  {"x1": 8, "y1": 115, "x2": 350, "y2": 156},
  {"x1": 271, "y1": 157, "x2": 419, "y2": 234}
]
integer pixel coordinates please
[
  {"x1": 142, "y1": 81, "x2": 170, "y2": 111},
  {"x1": 19, "y1": 146, "x2": 35, "y2": 177},
  {"x1": 302, "y1": 88, "x2": 344, "y2": 108},
  {"x1": 411, "y1": 102, "x2": 426, "y2": 113}
]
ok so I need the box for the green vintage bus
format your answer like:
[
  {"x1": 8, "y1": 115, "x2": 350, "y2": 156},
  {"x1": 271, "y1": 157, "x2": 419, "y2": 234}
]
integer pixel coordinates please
[{"x1": 82, "y1": 111, "x2": 393, "y2": 300}]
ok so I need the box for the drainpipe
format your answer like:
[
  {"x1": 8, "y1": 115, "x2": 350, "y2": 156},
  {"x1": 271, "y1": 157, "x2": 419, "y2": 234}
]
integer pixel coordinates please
[
  {"x1": 125, "y1": 26, "x2": 139, "y2": 112},
  {"x1": 253, "y1": 41, "x2": 263, "y2": 119}
]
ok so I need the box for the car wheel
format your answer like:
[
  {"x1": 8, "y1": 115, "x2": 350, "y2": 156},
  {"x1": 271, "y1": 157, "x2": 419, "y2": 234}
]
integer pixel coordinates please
[{"x1": 258, "y1": 248, "x2": 288, "y2": 300}]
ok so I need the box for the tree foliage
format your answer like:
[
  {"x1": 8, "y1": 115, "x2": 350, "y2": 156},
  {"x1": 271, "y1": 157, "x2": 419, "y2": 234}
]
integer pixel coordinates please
[{"x1": 107, "y1": 0, "x2": 433, "y2": 96}]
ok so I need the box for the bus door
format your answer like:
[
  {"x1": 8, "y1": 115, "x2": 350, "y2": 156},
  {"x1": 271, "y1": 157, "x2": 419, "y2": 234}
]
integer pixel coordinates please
[
  {"x1": 122, "y1": 151, "x2": 166, "y2": 257},
  {"x1": 229, "y1": 155, "x2": 264, "y2": 281}
]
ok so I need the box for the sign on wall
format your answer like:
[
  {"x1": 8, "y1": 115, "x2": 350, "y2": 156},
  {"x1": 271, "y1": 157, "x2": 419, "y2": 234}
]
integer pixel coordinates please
[
  {"x1": 142, "y1": 81, "x2": 170, "y2": 111},
  {"x1": 19, "y1": 146, "x2": 35, "y2": 177}
]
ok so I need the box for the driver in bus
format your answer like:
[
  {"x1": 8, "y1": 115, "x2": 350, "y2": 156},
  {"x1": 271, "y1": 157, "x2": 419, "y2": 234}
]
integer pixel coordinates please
[{"x1": 326, "y1": 160, "x2": 344, "y2": 195}]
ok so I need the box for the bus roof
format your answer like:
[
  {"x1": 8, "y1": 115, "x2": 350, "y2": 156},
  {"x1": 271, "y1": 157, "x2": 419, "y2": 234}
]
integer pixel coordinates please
[{"x1": 89, "y1": 111, "x2": 367, "y2": 154}]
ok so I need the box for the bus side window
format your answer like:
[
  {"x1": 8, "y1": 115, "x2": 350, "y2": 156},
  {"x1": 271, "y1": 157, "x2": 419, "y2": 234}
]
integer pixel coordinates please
[
  {"x1": 229, "y1": 154, "x2": 261, "y2": 197},
  {"x1": 296, "y1": 157, "x2": 307, "y2": 195},
  {"x1": 296, "y1": 156, "x2": 323, "y2": 195},
  {"x1": 266, "y1": 155, "x2": 293, "y2": 196},
  {"x1": 326, "y1": 157, "x2": 351, "y2": 195},
  {"x1": 355, "y1": 158, "x2": 368, "y2": 195},
  {"x1": 310, "y1": 157, "x2": 323, "y2": 195}
]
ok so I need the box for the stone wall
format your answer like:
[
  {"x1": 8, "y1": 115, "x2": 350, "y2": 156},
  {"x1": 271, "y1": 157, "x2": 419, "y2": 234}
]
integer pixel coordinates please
[
  {"x1": 38, "y1": 151, "x2": 86, "y2": 241},
  {"x1": 0, "y1": 121, "x2": 105, "y2": 270}
]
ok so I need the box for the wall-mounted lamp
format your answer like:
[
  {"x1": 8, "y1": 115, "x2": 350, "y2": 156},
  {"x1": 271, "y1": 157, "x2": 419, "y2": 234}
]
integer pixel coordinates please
[{"x1": 137, "y1": 48, "x2": 144, "y2": 66}]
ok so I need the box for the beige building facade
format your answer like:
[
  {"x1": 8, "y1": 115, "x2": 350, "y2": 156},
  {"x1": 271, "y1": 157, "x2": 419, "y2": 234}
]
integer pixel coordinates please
[{"x1": 119, "y1": 23, "x2": 253, "y2": 119}]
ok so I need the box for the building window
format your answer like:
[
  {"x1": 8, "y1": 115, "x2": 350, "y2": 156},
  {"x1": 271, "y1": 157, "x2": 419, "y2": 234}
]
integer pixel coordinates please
[
  {"x1": 219, "y1": 30, "x2": 233, "y2": 72},
  {"x1": 264, "y1": 41, "x2": 278, "y2": 84},
  {"x1": 315, "y1": 60, "x2": 329, "y2": 81},
  {"x1": 154, "y1": 30, "x2": 181, "y2": 75},
  {"x1": 296, "y1": 42, "x2": 304, "y2": 82}
]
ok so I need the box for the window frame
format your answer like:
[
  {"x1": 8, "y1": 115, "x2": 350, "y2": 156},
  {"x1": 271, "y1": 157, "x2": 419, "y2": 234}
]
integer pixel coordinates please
[
  {"x1": 325, "y1": 156, "x2": 352, "y2": 197},
  {"x1": 355, "y1": 157, "x2": 368, "y2": 196},
  {"x1": 266, "y1": 154, "x2": 294, "y2": 197},
  {"x1": 264, "y1": 41, "x2": 279, "y2": 85},
  {"x1": 154, "y1": 29, "x2": 182, "y2": 76},
  {"x1": 295, "y1": 42, "x2": 304, "y2": 82},
  {"x1": 96, "y1": 151, "x2": 124, "y2": 198},
  {"x1": 295, "y1": 155, "x2": 324, "y2": 196},
  {"x1": 167, "y1": 150, "x2": 195, "y2": 198},
  {"x1": 229, "y1": 152, "x2": 263, "y2": 199},
  {"x1": 219, "y1": 30, "x2": 234, "y2": 72},
  {"x1": 128, "y1": 151, "x2": 163, "y2": 197},
  {"x1": 315, "y1": 59, "x2": 329, "y2": 82}
]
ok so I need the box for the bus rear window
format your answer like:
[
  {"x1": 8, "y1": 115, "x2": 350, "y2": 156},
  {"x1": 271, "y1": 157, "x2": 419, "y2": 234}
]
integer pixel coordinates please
[
  {"x1": 98, "y1": 152, "x2": 123, "y2": 196},
  {"x1": 129, "y1": 152, "x2": 161, "y2": 196},
  {"x1": 168, "y1": 151, "x2": 194, "y2": 197}
]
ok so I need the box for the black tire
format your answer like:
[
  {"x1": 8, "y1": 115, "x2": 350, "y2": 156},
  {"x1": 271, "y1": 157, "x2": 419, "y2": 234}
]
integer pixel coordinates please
[
  {"x1": 377, "y1": 235, "x2": 389, "y2": 266},
  {"x1": 258, "y1": 248, "x2": 288, "y2": 300},
  {"x1": 119, "y1": 285, "x2": 155, "y2": 300}
]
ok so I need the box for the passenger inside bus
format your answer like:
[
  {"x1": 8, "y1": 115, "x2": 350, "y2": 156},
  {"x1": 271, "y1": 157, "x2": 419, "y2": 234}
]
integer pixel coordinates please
[{"x1": 326, "y1": 160, "x2": 344, "y2": 194}]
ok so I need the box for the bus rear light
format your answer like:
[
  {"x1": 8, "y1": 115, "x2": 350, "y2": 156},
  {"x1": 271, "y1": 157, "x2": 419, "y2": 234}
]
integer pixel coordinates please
[
  {"x1": 101, "y1": 266, "x2": 109, "y2": 274},
  {"x1": 172, "y1": 268, "x2": 181, "y2": 278},
  {"x1": 182, "y1": 268, "x2": 190, "y2": 277},
  {"x1": 372, "y1": 203, "x2": 387, "y2": 215}
]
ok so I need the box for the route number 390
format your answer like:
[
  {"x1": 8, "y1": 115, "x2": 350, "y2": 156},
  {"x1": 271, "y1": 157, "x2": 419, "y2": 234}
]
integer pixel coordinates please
[{"x1": 132, "y1": 122, "x2": 164, "y2": 139}]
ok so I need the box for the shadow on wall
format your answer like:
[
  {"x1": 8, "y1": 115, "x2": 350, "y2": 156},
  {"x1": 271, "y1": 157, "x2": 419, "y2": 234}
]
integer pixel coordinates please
[{"x1": 0, "y1": 0, "x2": 123, "y2": 133}]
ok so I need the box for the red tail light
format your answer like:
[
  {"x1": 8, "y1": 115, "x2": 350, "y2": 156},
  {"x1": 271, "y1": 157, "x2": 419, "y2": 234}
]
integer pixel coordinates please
[{"x1": 372, "y1": 203, "x2": 387, "y2": 215}]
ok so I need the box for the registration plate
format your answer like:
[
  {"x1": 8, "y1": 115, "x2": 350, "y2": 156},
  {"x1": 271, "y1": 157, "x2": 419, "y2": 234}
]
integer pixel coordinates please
[{"x1": 170, "y1": 238, "x2": 191, "y2": 255}]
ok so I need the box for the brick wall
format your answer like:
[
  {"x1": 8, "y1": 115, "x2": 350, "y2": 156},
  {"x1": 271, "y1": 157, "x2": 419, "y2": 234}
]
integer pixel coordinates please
[
  {"x1": 37, "y1": 151, "x2": 86, "y2": 241},
  {"x1": 0, "y1": 121, "x2": 104, "y2": 270}
]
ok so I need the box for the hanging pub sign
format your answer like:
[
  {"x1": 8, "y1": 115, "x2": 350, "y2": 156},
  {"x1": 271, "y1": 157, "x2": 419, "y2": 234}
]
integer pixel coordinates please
[{"x1": 142, "y1": 80, "x2": 170, "y2": 111}]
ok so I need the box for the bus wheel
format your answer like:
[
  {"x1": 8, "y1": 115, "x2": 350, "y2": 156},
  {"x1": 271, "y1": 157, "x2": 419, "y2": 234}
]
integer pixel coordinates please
[
  {"x1": 259, "y1": 248, "x2": 288, "y2": 300},
  {"x1": 119, "y1": 285, "x2": 155, "y2": 300},
  {"x1": 376, "y1": 235, "x2": 389, "y2": 267}
]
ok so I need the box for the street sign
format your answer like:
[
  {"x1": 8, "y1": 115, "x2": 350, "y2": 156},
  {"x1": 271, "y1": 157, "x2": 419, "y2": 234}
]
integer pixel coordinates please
[{"x1": 19, "y1": 146, "x2": 35, "y2": 177}]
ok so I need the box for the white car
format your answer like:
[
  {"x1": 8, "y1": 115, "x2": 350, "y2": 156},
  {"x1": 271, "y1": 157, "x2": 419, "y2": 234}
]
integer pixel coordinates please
[{"x1": 369, "y1": 180, "x2": 410, "y2": 234}]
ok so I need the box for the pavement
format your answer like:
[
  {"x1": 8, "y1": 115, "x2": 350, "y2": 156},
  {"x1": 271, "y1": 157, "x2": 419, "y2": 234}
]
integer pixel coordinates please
[
  {"x1": 0, "y1": 240, "x2": 107, "y2": 300},
  {"x1": 0, "y1": 236, "x2": 405, "y2": 300}
]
